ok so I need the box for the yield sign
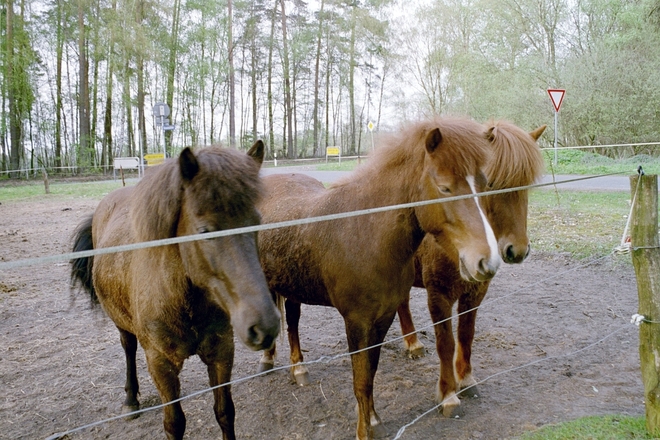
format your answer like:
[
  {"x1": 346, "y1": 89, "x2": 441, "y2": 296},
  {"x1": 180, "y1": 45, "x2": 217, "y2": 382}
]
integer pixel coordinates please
[{"x1": 547, "y1": 89, "x2": 565, "y2": 112}]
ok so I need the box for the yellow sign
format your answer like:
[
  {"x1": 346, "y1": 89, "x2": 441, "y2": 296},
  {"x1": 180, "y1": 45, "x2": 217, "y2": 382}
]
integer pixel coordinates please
[
  {"x1": 326, "y1": 147, "x2": 340, "y2": 156},
  {"x1": 144, "y1": 153, "x2": 165, "y2": 166}
]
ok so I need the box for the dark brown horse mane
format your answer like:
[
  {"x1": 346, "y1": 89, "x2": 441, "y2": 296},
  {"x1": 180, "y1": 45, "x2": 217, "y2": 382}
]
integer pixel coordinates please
[
  {"x1": 130, "y1": 146, "x2": 263, "y2": 242},
  {"x1": 331, "y1": 116, "x2": 491, "y2": 192},
  {"x1": 485, "y1": 120, "x2": 545, "y2": 189}
]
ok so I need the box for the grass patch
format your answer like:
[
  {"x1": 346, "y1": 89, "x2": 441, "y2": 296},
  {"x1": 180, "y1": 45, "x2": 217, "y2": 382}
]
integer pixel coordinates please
[
  {"x1": 312, "y1": 148, "x2": 660, "y2": 175},
  {"x1": 315, "y1": 159, "x2": 362, "y2": 171},
  {"x1": 542, "y1": 148, "x2": 660, "y2": 176},
  {"x1": 517, "y1": 415, "x2": 652, "y2": 439},
  {"x1": 0, "y1": 180, "x2": 134, "y2": 202},
  {"x1": 527, "y1": 189, "x2": 637, "y2": 259}
]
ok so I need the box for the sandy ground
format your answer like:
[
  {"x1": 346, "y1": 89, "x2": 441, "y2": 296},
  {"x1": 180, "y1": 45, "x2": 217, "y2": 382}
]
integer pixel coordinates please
[{"x1": 0, "y1": 195, "x2": 645, "y2": 440}]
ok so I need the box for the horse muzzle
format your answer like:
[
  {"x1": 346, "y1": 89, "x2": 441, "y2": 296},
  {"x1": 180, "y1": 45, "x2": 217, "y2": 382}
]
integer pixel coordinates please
[
  {"x1": 502, "y1": 242, "x2": 531, "y2": 264},
  {"x1": 236, "y1": 303, "x2": 281, "y2": 351},
  {"x1": 459, "y1": 255, "x2": 500, "y2": 283}
]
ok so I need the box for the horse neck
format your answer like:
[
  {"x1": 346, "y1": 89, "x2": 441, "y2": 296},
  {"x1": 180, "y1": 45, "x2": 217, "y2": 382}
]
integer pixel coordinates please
[
  {"x1": 138, "y1": 245, "x2": 189, "y2": 305},
  {"x1": 330, "y1": 146, "x2": 427, "y2": 261},
  {"x1": 352, "y1": 143, "x2": 424, "y2": 206}
]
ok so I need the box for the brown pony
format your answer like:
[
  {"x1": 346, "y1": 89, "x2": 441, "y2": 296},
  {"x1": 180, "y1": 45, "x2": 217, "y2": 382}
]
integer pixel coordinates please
[
  {"x1": 70, "y1": 142, "x2": 280, "y2": 440},
  {"x1": 256, "y1": 117, "x2": 501, "y2": 440},
  {"x1": 397, "y1": 121, "x2": 546, "y2": 417}
]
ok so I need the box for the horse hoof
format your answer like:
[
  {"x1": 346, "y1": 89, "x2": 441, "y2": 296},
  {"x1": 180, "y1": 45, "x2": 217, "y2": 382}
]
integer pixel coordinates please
[
  {"x1": 122, "y1": 404, "x2": 141, "y2": 420},
  {"x1": 441, "y1": 402, "x2": 464, "y2": 418},
  {"x1": 372, "y1": 422, "x2": 388, "y2": 438},
  {"x1": 291, "y1": 369, "x2": 310, "y2": 386},
  {"x1": 439, "y1": 393, "x2": 462, "y2": 418},
  {"x1": 257, "y1": 362, "x2": 274, "y2": 374},
  {"x1": 407, "y1": 346, "x2": 426, "y2": 359},
  {"x1": 459, "y1": 384, "x2": 478, "y2": 398}
]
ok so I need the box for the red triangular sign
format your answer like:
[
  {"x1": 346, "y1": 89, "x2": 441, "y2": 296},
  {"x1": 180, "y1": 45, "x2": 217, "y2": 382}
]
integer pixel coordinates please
[{"x1": 548, "y1": 89, "x2": 565, "y2": 112}]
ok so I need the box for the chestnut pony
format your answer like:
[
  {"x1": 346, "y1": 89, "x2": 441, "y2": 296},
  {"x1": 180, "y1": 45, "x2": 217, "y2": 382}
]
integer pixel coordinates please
[
  {"x1": 257, "y1": 117, "x2": 501, "y2": 439},
  {"x1": 397, "y1": 121, "x2": 546, "y2": 417},
  {"x1": 70, "y1": 142, "x2": 280, "y2": 440}
]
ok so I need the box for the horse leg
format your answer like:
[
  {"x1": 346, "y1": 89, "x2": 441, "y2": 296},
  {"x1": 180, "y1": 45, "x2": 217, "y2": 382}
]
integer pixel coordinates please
[
  {"x1": 118, "y1": 328, "x2": 140, "y2": 418},
  {"x1": 144, "y1": 349, "x2": 186, "y2": 440},
  {"x1": 427, "y1": 290, "x2": 461, "y2": 417},
  {"x1": 455, "y1": 283, "x2": 489, "y2": 398},
  {"x1": 199, "y1": 332, "x2": 236, "y2": 440},
  {"x1": 346, "y1": 312, "x2": 394, "y2": 440},
  {"x1": 257, "y1": 344, "x2": 277, "y2": 373},
  {"x1": 285, "y1": 299, "x2": 310, "y2": 385},
  {"x1": 397, "y1": 296, "x2": 425, "y2": 358}
]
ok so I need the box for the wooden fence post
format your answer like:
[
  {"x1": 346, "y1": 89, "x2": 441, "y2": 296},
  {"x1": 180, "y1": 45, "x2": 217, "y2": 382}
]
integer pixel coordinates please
[{"x1": 630, "y1": 173, "x2": 660, "y2": 435}]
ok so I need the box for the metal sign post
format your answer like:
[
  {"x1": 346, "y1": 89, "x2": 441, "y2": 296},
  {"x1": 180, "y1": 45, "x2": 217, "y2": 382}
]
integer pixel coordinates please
[
  {"x1": 547, "y1": 89, "x2": 565, "y2": 167},
  {"x1": 368, "y1": 121, "x2": 375, "y2": 151},
  {"x1": 153, "y1": 102, "x2": 174, "y2": 159}
]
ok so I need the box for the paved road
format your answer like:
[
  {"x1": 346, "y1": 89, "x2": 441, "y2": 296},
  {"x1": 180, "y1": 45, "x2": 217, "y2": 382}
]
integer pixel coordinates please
[{"x1": 261, "y1": 167, "x2": 634, "y2": 192}]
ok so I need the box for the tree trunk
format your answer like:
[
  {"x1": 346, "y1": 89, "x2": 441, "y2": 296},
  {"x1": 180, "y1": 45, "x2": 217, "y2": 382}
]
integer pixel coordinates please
[
  {"x1": 348, "y1": 4, "x2": 357, "y2": 154},
  {"x1": 313, "y1": 0, "x2": 325, "y2": 157},
  {"x1": 228, "y1": 0, "x2": 236, "y2": 147},
  {"x1": 280, "y1": 0, "x2": 293, "y2": 158},
  {"x1": 123, "y1": 59, "x2": 134, "y2": 157},
  {"x1": 165, "y1": 0, "x2": 181, "y2": 155},
  {"x1": 102, "y1": 0, "x2": 116, "y2": 171},
  {"x1": 267, "y1": 0, "x2": 277, "y2": 157},
  {"x1": 90, "y1": 0, "x2": 101, "y2": 168},
  {"x1": 103, "y1": 68, "x2": 113, "y2": 170},
  {"x1": 251, "y1": 33, "x2": 258, "y2": 142},
  {"x1": 55, "y1": 0, "x2": 64, "y2": 172},
  {"x1": 6, "y1": 0, "x2": 21, "y2": 177},
  {"x1": 78, "y1": 0, "x2": 91, "y2": 168},
  {"x1": 135, "y1": 0, "x2": 147, "y2": 157}
]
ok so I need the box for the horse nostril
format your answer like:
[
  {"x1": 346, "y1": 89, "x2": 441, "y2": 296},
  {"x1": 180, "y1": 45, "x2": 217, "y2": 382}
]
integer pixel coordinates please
[
  {"x1": 504, "y1": 244, "x2": 516, "y2": 263},
  {"x1": 248, "y1": 324, "x2": 264, "y2": 346},
  {"x1": 478, "y1": 258, "x2": 497, "y2": 279},
  {"x1": 248, "y1": 324, "x2": 277, "y2": 349}
]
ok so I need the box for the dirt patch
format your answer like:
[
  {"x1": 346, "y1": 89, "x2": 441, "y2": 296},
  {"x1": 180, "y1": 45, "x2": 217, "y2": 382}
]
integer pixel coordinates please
[{"x1": 0, "y1": 197, "x2": 644, "y2": 440}]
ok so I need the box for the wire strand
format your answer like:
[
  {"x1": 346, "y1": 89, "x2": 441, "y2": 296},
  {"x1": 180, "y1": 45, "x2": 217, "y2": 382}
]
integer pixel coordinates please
[
  {"x1": 45, "y1": 249, "x2": 621, "y2": 439},
  {"x1": 2, "y1": 171, "x2": 629, "y2": 271},
  {"x1": 392, "y1": 323, "x2": 632, "y2": 439}
]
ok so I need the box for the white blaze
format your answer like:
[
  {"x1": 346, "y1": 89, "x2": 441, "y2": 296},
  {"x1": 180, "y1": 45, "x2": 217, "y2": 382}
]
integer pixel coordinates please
[{"x1": 466, "y1": 175, "x2": 501, "y2": 269}]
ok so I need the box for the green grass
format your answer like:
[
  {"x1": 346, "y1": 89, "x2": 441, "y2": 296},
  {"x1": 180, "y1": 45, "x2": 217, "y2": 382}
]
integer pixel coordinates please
[
  {"x1": 517, "y1": 415, "x2": 653, "y2": 439},
  {"x1": 527, "y1": 189, "x2": 636, "y2": 259},
  {"x1": 0, "y1": 179, "x2": 134, "y2": 202},
  {"x1": 315, "y1": 159, "x2": 362, "y2": 171},
  {"x1": 0, "y1": 176, "x2": 645, "y2": 262},
  {"x1": 542, "y1": 148, "x2": 660, "y2": 176},
  {"x1": 312, "y1": 148, "x2": 660, "y2": 175}
]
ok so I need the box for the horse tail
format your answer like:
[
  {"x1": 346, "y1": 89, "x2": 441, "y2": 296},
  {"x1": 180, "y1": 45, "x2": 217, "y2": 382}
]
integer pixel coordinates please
[{"x1": 70, "y1": 214, "x2": 98, "y2": 303}]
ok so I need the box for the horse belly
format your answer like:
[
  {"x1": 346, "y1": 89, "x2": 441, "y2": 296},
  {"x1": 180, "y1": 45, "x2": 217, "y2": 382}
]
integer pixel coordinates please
[
  {"x1": 91, "y1": 201, "x2": 137, "y2": 332},
  {"x1": 92, "y1": 251, "x2": 136, "y2": 331}
]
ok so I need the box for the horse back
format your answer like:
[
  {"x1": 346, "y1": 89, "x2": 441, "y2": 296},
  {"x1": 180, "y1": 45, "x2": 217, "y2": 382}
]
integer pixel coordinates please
[{"x1": 258, "y1": 174, "x2": 332, "y2": 306}]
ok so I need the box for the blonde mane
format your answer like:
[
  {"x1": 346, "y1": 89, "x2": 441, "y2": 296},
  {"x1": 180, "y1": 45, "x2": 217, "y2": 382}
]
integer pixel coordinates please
[
  {"x1": 484, "y1": 120, "x2": 545, "y2": 189},
  {"x1": 331, "y1": 116, "x2": 491, "y2": 192}
]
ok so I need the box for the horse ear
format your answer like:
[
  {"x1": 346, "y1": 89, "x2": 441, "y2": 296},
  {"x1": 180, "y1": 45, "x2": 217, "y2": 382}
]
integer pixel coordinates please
[
  {"x1": 179, "y1": 147, "x2": 199, "y2": 182},
  {"x1": 485, "y1": 126, "x2": 496, "y2": 142},
  {"x1": 247, "y1": 140, "x2": 265, "y2": 166},
  {"x1": 425, "y1": 128, "x2": 443, "y2": 153},
  {"x1": 530, "y1": 125, "x2": 547, "y2": 140}
]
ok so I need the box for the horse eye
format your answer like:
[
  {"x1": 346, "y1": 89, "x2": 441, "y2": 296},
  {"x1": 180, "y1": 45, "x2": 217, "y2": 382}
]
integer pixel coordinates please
[
  {"x1": 438, "y1": 185, "x2": 452, "y2": 195},
  {"x1": 197, "y1": 226, "x2": 212, "y2": 236}
]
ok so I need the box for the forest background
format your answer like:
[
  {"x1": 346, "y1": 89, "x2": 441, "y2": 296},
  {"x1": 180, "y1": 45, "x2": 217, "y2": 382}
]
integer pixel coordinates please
[{"x1": 2, "y1": 0, "x2": 660, "y2": 176}]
